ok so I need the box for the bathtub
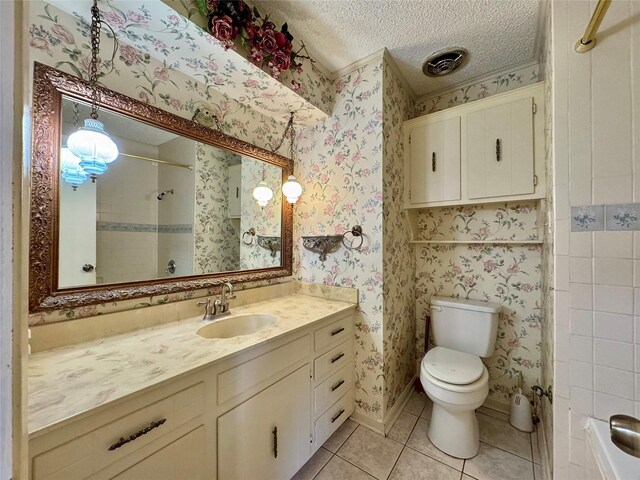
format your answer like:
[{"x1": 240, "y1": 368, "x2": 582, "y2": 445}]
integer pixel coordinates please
[{"x1": 585, "y1": 418, "x2": 639, "y2": 480}]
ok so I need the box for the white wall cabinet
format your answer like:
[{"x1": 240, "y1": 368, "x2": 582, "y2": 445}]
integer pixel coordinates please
[
  {"x1": 29, "y1": 310, "x2": 355, "y2": 480},
  {"x1": 407, "y1": 117, "x2": 461, "y2": 204},
  {"x1": 218, "y1": 366, "x2": 311, "y2": 480},
  {"x1": 404, "y1": 83, "x2": 544, "y2": 208},
  {"x1": 467, "y1": 96, "x2": 534, "y2": 199}
]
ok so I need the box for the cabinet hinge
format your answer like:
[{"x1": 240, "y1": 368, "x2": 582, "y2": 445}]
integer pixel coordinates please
[
  {"x1": 533, "y1": 175, "x2": 539, "y2": 186},
  {"x1": 408, "y1": 135, "x2": 411, "y2": 144},
  {"x1": 532, "y1": 102, "x2": 537, "y2": 115}
]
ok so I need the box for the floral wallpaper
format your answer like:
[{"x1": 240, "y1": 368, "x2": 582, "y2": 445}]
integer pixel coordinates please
[
  {"x1": 414, "y1": 61, "x2": 541, "y2": 117},
  {"x1": 240, "y1": 157, "x2": 282, "y2": 269},
  {"x1": 295, "y1": 61, "x2": 386, "y2": 421},
  {"x1": 193, "y1": 143, "x2": 240, "y2": 273},
  {"x1": 414, "y1": 203, "x2": 542, "y2": 405},
  {"x1": 417, "y1": 202, "x2": 540, "y2": 242},
  {"x1": 382, "y1": 59, "x2": 416, "y2": 413},
  {"x1": 46, "y1": 0, "x2": 330, "y2": 125},
  {"x1": 162, "y1": 0, "x2": 335, "y2": 119}
]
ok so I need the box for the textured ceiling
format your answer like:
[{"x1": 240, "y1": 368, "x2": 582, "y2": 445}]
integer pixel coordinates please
[{"x1": 251, "y1": 0, "x2": 542, "y2": 97}]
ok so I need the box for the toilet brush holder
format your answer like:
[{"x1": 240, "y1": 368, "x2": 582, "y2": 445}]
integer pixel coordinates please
[{"x1": 509, "y1": 388, "x2": 534, "y2": 432}]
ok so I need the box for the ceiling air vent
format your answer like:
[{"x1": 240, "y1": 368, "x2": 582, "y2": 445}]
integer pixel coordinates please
[{"x1": 422, "y1": 48, "x2": 468, "y2": 77}]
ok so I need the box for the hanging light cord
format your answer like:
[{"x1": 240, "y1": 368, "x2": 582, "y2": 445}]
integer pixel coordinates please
[
  {"x1": 271, "y1": 112, "x2": 295, "y2": 156},
  {"x1": 89, "y1": 0, "x2": 101, "y2": 120}
]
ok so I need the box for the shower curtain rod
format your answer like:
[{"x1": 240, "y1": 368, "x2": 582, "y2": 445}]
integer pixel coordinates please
[
  {"x1": 119, "y1": 152, "x2": 194, "y2": 170},
  {"x1": 575, "y1": 0, "x2": 612, "y2": 53}
]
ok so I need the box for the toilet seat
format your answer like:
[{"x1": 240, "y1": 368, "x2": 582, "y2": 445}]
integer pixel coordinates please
[{"x1": 423, "y1": 346, "x2": 484, "y2": 385}]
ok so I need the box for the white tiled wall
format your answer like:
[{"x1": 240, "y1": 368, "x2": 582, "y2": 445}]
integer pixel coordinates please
[
  {"x1": 551, "y1": 1, "x2": 640, "y2": 477},
  {"x1": 157, "y1": 136, "x2": 195, "y2": 278},
  {"x1": 96, "y1": 135, "x2": 159, "y2": 283}
]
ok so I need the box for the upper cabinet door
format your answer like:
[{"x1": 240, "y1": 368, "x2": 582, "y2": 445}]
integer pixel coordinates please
[
  {"x1": 408, "y1": 117, "x2": 461, "y2": 204},
  {"x1": 467, "y1": 97, "x2": 535, "y2": 199}
]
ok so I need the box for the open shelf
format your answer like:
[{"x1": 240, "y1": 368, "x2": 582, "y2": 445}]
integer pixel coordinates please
[{"x1": 410, "y1": 240, "x2": 543, "y2": 245}]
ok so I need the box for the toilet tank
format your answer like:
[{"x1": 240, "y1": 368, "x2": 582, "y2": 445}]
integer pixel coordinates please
[{"x1": 430, "y1": 296, "x2": 501, "y2": 357}]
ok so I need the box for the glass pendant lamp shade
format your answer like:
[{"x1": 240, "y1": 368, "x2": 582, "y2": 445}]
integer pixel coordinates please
[
  {"x1": 282, "y1": 175, "x2": 303, "y2": 204},
  {"x1": 252, "y1": 181, "x2": 274, "y2": 207},
  {"x1": 67, "y1": 119, "x2": 119, "y2": 177},
  {"x1": 60, "y1": 147, "x2": 89, "y2": 188}
]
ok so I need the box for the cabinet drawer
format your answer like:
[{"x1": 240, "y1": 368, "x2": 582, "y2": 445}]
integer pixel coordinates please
[
  {"x1": 314, "y1": 339, "x2": 352, "y2": 381},
  {"x1": 217, "y1": 335, "x2": 310, "y2": 404},
  {"x1": 314, "y1": 364, "x2": 353, "y2": 417},
  {"x1": 314, "y1": 389, "x2": 355, "y2": 448},
  {"x1": 314, "y1": 315, "x2": 353, "y2": 352},
  {"x1": 33, "y1": 383, "x2": 204, "y2": 480}
]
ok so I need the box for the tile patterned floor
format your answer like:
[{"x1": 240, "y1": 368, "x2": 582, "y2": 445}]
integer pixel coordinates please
[{"x1": 293, "y1": 392, "x2": 542, "y2": 480}]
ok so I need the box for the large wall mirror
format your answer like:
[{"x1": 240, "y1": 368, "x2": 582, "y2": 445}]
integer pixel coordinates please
[{"x1": 30, "y1": 63, "x2": 293, "y2": 313}]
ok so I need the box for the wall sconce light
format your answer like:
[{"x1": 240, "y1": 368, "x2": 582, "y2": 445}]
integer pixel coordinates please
[{"x1": 67, "y1": 0, "x2": 118, "y2": 181}]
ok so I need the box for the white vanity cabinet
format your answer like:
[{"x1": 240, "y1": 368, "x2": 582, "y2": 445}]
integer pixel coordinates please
[
  {"x1": 30, "y1": 378, "x2": 209, "y2": 480},
  {"x1": 404, "y1": 83, "x2": 544, "y2": 208},
  {"x1": 217, "y1": 366, "x2": 311, "y2": 480},
  {"x1": 111, "y1": 427, "x2": 206, "y2": 480},
  {"x1": 29, "y1": 308, "x2": 356, "y2": 480}
]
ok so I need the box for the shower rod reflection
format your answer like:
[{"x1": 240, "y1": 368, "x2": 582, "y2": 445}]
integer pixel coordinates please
[{"x1": 119, "y1": 152, "x2": 193, "y2": 170}]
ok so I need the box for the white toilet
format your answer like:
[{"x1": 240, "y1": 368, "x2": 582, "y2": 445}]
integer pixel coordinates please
[{"x1": 419, "y1": 296, "x2": 501, "y2": 459}]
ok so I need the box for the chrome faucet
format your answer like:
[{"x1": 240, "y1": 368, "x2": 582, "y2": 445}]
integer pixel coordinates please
[
  {"x1": 196, "y1": 283, "x2": 236, "y2": 321},
  {"x1": 196, "y1": 297, "x2": 219, "y2": 321},
  {"x1": 218, "y1": 282, "x2": 236, "y2": 315}
]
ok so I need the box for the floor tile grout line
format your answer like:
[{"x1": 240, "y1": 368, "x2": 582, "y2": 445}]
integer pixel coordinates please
[
  {"x1": 476, "y1": 439, "x2": 534, "y2": 463},
  {"x1": 310, "y1": 451, "x2": 335, "y2": 480},
  {"x1": 403, "y1": 444, "x2": 464, "y2": 473},
  {"x1": 334, "y1": 448, "x2": 386, "y2": 479},
  {"x1": 384, "y1": 444, "x2": 406, "y2": 480}
]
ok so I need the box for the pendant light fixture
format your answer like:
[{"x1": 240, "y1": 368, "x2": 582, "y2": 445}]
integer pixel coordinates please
[
  {"x1": 67, "y1": 0, "x2": 118, "y2": 182},
  {"x1": 272, "y1": 112, "x2": 303, "y2": 204},
  {"x1": 252, "y1": 164, "x2": 274, "y2": 207},
  {"x1": 60, "y1": 147, "x2": 90, "y2": 190}
]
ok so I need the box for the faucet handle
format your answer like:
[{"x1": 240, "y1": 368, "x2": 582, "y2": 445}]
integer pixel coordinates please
[{"x1": 196, "y1": 298, "x2": 211, "y2": 307}]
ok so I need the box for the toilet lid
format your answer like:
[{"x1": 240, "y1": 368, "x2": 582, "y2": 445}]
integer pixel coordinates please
[{"x1": 423, "y1": 347, "x2": 484, "y2": 385}]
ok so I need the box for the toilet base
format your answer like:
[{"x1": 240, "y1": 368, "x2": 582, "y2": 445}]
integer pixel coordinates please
[{"x1": 428, "y1": 403, "x2": 480, "y2": 459}]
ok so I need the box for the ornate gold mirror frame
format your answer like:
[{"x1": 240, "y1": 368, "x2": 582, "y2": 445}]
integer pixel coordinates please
[{"x1": 29, "y1": 62, "x2": 293, "y2": 313}]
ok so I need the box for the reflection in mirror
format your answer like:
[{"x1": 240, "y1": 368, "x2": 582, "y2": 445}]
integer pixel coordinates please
[{"x1": 58, "y1": 97, "x2": 282, "y2": 289}]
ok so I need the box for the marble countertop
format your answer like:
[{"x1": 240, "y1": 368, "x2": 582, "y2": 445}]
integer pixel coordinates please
[{"x1": 28, "y1": 294, "x2": 356, "y2": 436}]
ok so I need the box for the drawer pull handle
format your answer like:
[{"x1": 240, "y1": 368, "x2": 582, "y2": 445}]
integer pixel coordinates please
[
  {"x1": 330, "y1": 327, "x2": 345, "y2": 336},
  {"x1": 272, "y1": 426, "x2": 278, "y2": 458},
  {"x1": 108, "y1": 418, "x2": 166, "y2": 451},
  {"x1": 496, "y1": 138, "x2": 502, "y2": 162},
  {"x1": 432, "y1": 152, "x2": 436, "y2": 172},
  {"x1": 331, "y1": 352, "x2": 345, "y2": 364},
  {"x1": 331, "y1": 379, "x2": 345, "y2": 392},
  {"x1": 331, "y1": 409, "x2": 345, "y2": 424}
]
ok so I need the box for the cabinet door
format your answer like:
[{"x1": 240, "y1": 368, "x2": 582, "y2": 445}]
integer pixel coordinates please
[
  {"x1": 228, "y1": 164, "x2": 241, "y2": 218},
  {"x1": 110, "y1": 427, "x2": 206, "y2": 480},
  {"x1": 218, "y1": 365, "x2": 311, "y2": 480},
  {"x1": 409, "y1": 117, "x2": 461, "y2": 204},
  {"x1": 467, "y1": 97, "x2": 534, "y2": 199}
]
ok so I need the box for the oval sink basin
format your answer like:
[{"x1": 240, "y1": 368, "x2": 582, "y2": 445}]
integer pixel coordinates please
[{"x1": 196, "y1": 314, "x2": 276, "y2": 339}]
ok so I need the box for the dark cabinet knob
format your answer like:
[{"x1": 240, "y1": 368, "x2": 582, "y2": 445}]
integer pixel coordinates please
[{"x1": 82, "y1": 264, "x2": 94, "y2": 272}]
